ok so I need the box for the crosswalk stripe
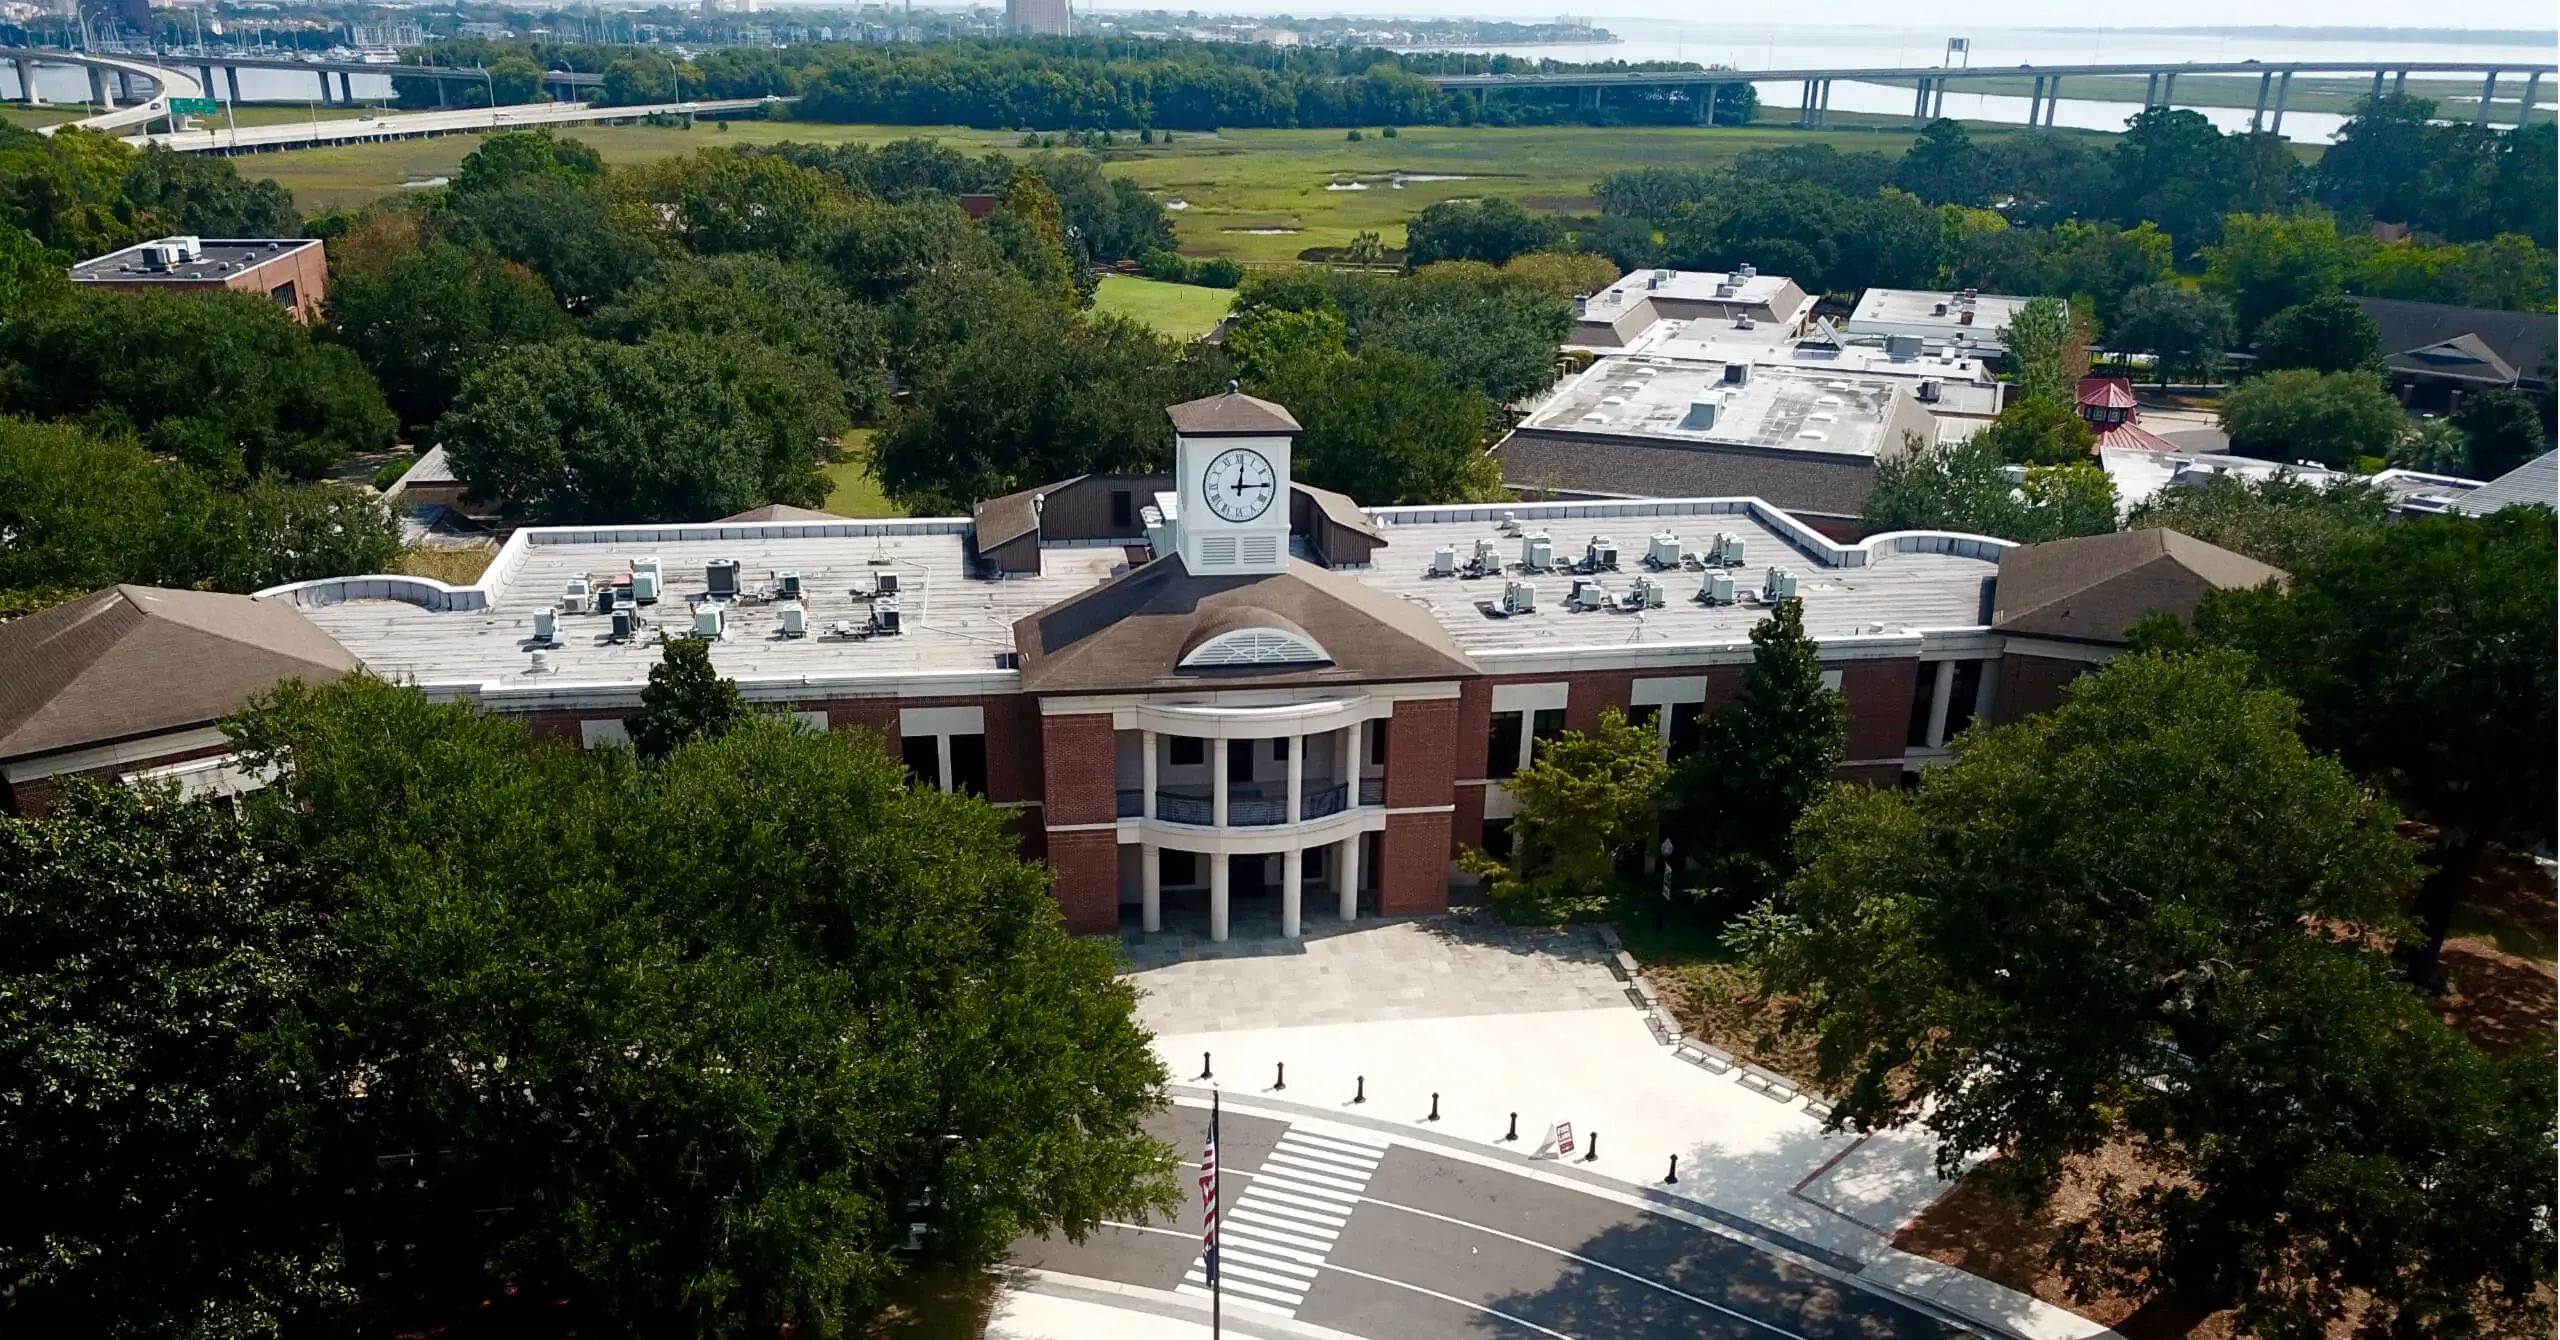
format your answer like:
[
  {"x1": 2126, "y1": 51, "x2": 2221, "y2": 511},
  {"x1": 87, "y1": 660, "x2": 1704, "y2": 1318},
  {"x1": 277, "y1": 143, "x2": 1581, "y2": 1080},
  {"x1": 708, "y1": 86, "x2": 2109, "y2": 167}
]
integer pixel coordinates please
[
  {"x1": 1186, "y1": 1263, "x2": 1309, "y2": 1296},
  {"x1": 1253, "y1": 1170, "x2": 1368, "y2": 1201},
  {"x1": 1278, "y1": 1128, "x2": 1389, "y2": 1156},
  {"x1": 1274, "y1": 1134, "x2": 1385, "y2": 1165},
  {"x1": 1228, "y1": 1210, "x2": 1340, "y2": 1245},
  {"x1": 1268, "y1": 1147, "x2": 1380, "y2": 1178},
  {"x1": 1178, "y1": 1279, "x2": 1301, "y2": 1312},
  {"x1": 1216, "y1": 1229, "x2": 1331, "y2": 1263},
  {"x1": 1237, "y1": 1184, "x2": 1358, "y2": 1216},
  {"x1": 1219, "y1": 1249, "x2": 1319, "y2": 1279},
  {"x1": 1259, "y1": 1156, "x2": 1374, "y2": 1190}
]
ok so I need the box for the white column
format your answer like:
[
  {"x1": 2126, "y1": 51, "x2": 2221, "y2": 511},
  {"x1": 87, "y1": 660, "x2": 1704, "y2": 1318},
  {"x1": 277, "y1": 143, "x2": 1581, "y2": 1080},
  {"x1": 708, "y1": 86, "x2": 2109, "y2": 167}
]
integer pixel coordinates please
[
  {"x1": 1141, "y1": 843, "x2": 1162, "y2": 933},
  {"x1": 1924, "y1": 660, "x2": 1956, "y2": 749},
  {"x1": 1212, "y1": 736, "x2": 1229, "y2": 828},
  {"x1": 1209, "y1": 853, "x2": 1230, "y2": 942},
  {"x1": 1972, "y1": 658, "x2": 2001, "y2": 726},
  {"x1": 1345, "y1": 719, "x2": 1365, "y2": 805},
  {"x1": 1286, "y1": 733, "x2": 1304, "y2": 822},
  {"x1": 1338, "y1": 833, "x2": 1361, "y2": 922},
  {"x1": 1282, "y1": 846, "x2": 1303, "y2": 938},
  {"x1": 1141, "y1": 729, "x2": 1157, "y2": 820}
]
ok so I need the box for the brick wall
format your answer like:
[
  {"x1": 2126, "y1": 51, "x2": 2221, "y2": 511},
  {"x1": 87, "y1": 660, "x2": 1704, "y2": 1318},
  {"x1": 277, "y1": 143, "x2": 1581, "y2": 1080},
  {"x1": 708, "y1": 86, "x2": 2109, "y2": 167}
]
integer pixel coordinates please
[
  {"x1": 1993, "y1": 651, "x2": 2091, "y2": 725},
  {"x1": 1452, "y1": 681, "x2": 1493, "y2": 780},
  {"x1": 1385, "y1": 698, "x2": 1457, "y2": 809},
  {"x1": 1559, "y1": 669, "x2": 1633, "y2": 733},
  {"x1": 2, "y1": 738, "x2": 241, "y2": 817},
  {"x1": 1836, "y1": 659, "x2": 1918, "y2": 763},
  {"x1": 1450, "y1": 781, "x2": 1486, "y2": 855},
  {"x1": 1378, "y1": 811, "x2": 1452, "y2": 916},
  {"x1": 1045, "y1": 829, "x2": 1121, "y2": 934},
  {"x1": 1039, "y1": 711, "x2": 1117, "y2": 825}
]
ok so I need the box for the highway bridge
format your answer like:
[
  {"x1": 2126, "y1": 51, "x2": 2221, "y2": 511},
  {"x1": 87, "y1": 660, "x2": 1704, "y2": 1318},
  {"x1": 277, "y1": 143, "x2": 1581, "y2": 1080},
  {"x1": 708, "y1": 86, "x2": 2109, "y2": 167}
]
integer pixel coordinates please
[
  {"x1": 5, "y1": 44, "x2": 603, "y2": 119},
  {"x1": 1428, "y1": 58, "x2": 2553, "y2": 132},
  {"x1": 135, "y1": 94, "x2": 784, "y2": 153}
]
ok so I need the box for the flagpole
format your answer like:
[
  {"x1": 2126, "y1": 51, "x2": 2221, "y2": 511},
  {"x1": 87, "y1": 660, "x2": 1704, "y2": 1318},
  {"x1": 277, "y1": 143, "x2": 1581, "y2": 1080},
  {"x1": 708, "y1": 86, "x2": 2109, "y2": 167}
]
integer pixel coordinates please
[{"x1": 1212, "y1": 1087, "x2": 1223, "y2": 1339}]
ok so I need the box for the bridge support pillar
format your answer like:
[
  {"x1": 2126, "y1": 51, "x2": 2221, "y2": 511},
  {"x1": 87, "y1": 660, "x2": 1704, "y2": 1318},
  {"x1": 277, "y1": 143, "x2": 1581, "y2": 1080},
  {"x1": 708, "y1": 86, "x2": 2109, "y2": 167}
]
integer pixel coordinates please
[
  {"x1": 2369, "y1": 69, "x2": 2384, "y2": 104},
  {"x1": 2522, "y1": 71, "x2": 2542, "y2": 127},
  {"x1": 2475, "y1": 71, "x2": 2496, "y2": 124},
  {"x1": 2025, "y1": 74, "x2": 2043, "y2": 128},
  {"x1": 338, "y1": 70, "x2": 353, "y2": 103},
  {"x1": 1911, "y1": 77, "x2": 1929, "y2": 127},
  {"x1": 1815, "y1": 77, "x2": 1831, "y2": 128},
  {"x1": 2160, "y1": 71, "x2": 2177, "y2": 106},
  {"x1": 115, "y1": 68, "x2": 137, "y2": 104},
  {"x1": 13, "y1": 57, "x2": 39, "y2": 106},
  {"x1": 436, "y1": 77, "x2": 450, "y2": 108},
  {"x1": 1931, "y1": 77, "x2": 1947, "y2": 118},
  {"x1": 2144, "y1": 71, "x2": 2158, "y2": 107},
  {"x1": 88, "y1": 65, "x2": 107, "y2": 108},
  {"x1": 2043, "y1": 75, "x2": 2060, "y2": 124},
  {"x1": 2392, "y1": 69, "x2": 2407, "y2": 96},
  {"x1": 2270, "y1": 70, "x2": 2291, "y2": 134},
  {"x1": 2250, "y1": 70, "x2": 2271, "y2": 131},
  {"x1": 227, "y1": 66, "x2": 242, "y2": 105}
]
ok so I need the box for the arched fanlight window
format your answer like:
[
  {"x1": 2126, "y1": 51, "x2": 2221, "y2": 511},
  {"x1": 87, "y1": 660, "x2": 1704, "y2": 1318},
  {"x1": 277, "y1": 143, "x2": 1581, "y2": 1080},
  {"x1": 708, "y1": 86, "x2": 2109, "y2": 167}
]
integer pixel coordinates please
[{"x1": 1179, "y1": 627, "x2": 1331, "y2": 669}]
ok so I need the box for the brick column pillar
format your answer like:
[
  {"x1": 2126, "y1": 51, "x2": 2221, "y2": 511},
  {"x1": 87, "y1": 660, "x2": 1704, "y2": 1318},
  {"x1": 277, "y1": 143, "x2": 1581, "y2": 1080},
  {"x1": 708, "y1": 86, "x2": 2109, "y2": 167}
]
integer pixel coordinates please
[
  {"x1": 1040, "y1": 710, "x2": 1119, "y2": 934},
  {"x1": 1378, "y1": 697, "x2": 1457, "y2": 917}
]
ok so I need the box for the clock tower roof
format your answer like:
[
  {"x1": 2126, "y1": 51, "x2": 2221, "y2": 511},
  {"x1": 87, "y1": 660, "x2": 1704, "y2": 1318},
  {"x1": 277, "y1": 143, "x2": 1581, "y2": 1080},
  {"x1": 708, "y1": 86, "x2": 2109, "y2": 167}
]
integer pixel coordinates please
[{"x1": 1167, "y1": 385, "x2": 1301, "y2": 436}]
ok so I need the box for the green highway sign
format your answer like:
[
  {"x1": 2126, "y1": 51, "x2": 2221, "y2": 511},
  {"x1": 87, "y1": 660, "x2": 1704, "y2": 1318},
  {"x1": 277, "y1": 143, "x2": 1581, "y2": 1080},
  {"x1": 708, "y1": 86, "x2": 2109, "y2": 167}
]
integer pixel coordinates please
[{"x1": 170, "y1": 97, "x2": 219, "y2": 115}]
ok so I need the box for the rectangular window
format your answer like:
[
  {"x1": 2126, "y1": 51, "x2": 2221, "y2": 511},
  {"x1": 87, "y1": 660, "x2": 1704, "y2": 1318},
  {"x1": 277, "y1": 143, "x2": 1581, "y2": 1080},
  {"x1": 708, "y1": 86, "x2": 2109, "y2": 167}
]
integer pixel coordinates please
[
  {"x1": 1529, "y1": 707, "x2": 1566, "y2": 764},
  {"x1": 901, "y1": 733, "x2": 940, "y2": 784},
  {"x1": 1907, "y1": 666, "x2": 1939, "y2": 748},
  {"x1": 948, "y1": 733, "x2": 988, "y2": 796},
  {"x1": 268, "y1": 279, "x2": 296, "y2": 308},
  {"x1": 1945, "y1": 661, "x2": 1986, "y2": 740},
  {"x1": 1486, "y1": 711, "x2": 1525, "y2": 780},
  {"x1": 1227, "y1": 741, "x2": 1254, "y2": 784},
  {"x1": 1162, "y1": 849, "x2": 1198, "y2": 886},
  {"x1": 1169, "y1": 735, "x2": 1205, "y2": 766},
  {"x1": 1626, "y1": 703, "x2": 1660, "y2": 734},
  {"x1": 1668, "y1": 702, "x2": 1705, "y2": 762},
  {"x1": 1272, "y1": 737, "x2": 1290, "y2": 762},
  {"x1": 1368, "y1": 718, "x2": 1389, "y2": 766},
  {"x1": 1110, "y1": 490, "x2": 1133, "y2": 528}
]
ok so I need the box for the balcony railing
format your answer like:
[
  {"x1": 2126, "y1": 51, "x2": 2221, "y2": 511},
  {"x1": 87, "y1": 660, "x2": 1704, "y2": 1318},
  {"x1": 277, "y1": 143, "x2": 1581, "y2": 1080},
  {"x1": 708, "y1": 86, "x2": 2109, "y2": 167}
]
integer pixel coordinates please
[
  {"x1": 1116, "y1": 788, "x2": 1144, "y2": 818},
  {"x1": 1228, "y1": 794, "x2": 1288, "y2": 827},
  {"x1": 1155, "y1": 790, "x2": 1214, "y2": 826},
  {"x1": 1301, "y1": 781, "x2": 1349, "y2": 819},
  {"x1": 1358, "y1": 775, "x2": 1385, "y2": 807}
]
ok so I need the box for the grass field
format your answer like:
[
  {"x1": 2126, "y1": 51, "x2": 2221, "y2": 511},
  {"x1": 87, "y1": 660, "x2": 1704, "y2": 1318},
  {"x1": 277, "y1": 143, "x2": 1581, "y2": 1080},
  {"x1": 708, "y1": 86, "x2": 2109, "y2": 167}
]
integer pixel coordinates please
[
  {"x1": 821, "y1": 430, "x2": 903, "y2": 519},
  {"x1": 1091, "y1": 274, "x2": 1234, "y2": 337}
]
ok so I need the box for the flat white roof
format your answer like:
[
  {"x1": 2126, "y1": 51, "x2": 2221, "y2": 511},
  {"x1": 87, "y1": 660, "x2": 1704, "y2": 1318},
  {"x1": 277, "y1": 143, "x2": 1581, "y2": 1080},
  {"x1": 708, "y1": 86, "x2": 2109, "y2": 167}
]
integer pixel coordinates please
[
  {"x1": 1844, "y1": 288, "x2": 2041, "y2": 351},
  {"x1": 1523, "y1": 355, "x2": 1912, "y2": 459},
  {"x1": 1630, "y1": 324, "x2": 2004, "y2": 418},
  {"x1": 1587, "y1": 267, "x2": 1808, "y2": 315}
]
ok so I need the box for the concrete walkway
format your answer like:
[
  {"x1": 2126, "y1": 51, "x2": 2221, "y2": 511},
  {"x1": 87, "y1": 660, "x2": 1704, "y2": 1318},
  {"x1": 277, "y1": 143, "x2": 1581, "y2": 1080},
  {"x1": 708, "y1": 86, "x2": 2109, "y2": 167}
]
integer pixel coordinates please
[{"x1": 1080, "y1": 912, "x2": 2116, "y2": 1340}]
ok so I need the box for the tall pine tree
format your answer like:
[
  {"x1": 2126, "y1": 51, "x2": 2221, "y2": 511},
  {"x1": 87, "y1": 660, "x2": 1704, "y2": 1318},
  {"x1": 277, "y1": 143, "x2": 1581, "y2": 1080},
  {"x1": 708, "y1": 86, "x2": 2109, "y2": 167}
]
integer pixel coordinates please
[
  {"x1": 1668, "y1": 598, "x2": 1846, "y2": 913},
  {"x1": 627, "y1": 635, "x2": 748, "y2": 761}
]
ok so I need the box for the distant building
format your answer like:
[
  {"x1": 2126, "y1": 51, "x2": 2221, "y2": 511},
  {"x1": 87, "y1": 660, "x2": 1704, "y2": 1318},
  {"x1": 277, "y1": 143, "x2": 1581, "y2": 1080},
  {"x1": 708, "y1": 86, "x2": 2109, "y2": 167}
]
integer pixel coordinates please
[
  {"x1": 70, "y1": 236, "x2": 328, "y2": 323},
  {"x1": 1845, "y1": 286, "x2": 2045, "y2": 361},
  {"x1": 1568, "y1": 266, "x2": 1818, "y2": 349},
  {"x1": 2074, "y1": 377, "x2": 2184, "y2": 453},
  {"x1": 2099, "y1": 447, "x2": 2482, "y2": 519},
  {"x1": 1006, "y1": 0, "x2": 1069, "y2": 36},
  {"x1": 2352, "y1": 296, "x2": 2555, "y2": 413},
  {"x1": 1249, "y1": 26, "x2": 1299, "y2": 45},
  {"x1": 1987, "y1": 528, "x2": 2285, "y2": 721},
  {"x1": 2449, "y1": 450, "x2": 2556, "y2": 516}
]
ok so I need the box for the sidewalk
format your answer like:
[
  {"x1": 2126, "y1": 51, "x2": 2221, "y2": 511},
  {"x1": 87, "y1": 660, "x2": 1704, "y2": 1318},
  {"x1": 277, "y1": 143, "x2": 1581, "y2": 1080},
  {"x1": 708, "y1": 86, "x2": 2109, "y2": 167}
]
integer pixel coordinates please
[{"x1": 1117, "y1": 913, "x2": 2119, "y2": 1340}]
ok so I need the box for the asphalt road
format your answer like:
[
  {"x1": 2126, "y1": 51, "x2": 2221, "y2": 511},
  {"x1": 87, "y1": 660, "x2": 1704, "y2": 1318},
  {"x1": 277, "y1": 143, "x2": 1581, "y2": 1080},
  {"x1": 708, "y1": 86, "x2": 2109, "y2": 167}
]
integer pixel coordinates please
[{"x1": 1011, "y1": 1105, "x2": 1958, "y2": 1340}]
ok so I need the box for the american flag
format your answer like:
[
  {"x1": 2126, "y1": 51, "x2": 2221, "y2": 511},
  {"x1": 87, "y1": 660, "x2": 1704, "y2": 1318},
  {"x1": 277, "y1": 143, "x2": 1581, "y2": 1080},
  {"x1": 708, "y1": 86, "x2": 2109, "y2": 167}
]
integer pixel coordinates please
[{"x1": 1199, "y1": 1096, "x2": 1221, "y2": 1288}]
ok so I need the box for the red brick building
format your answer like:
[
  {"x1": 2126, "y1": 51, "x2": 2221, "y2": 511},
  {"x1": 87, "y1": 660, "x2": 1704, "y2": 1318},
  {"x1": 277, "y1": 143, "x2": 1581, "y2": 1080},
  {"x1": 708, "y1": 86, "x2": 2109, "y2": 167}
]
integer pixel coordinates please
[
  {"x1": 70, "y1": 236, "x2": 329, "y2": 322},
  {"x1": 6, "y1": 391, "x2": 2283, "y2": 937}
]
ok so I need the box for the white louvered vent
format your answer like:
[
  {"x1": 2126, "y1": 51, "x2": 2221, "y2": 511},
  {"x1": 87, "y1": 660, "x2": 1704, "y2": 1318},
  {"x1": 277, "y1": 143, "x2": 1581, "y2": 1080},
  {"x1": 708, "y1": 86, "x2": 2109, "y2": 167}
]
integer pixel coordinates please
[
  {"x1": 1180, "y1": 628, "x2": 1331, "y2": 668},
  {"x1": 1240, "y1": 535, "x2": 1281, "y2": 567},
  {"x1": 1199, "y1": 536, "x2": 1238, "y2": 566}
]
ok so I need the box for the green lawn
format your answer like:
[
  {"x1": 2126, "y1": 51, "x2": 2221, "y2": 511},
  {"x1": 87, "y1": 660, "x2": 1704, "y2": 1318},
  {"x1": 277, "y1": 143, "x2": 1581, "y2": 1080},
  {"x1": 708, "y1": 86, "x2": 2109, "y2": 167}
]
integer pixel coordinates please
[
  {"x1": 235, "y1": 113, "x2": 2106, "y2": 252},
  {"x1": 821, "y1": 430, "x2": 903, "y2": 519},
  {"x1": 1091, "y1": 274, "x2": 1233, "y2": 338}
]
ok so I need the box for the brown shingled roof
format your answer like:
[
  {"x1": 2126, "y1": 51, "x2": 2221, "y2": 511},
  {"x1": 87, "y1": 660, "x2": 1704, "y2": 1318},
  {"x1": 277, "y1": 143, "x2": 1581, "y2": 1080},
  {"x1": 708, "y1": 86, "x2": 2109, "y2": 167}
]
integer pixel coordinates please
[
  {"x1": 1167, "y1": 388, "x2": 1302, "y2": 436},
  {"x1": 1013, "y1": 555, "x2": 1476, "y2": 693},
  {"x1": 0, "y1": 586, "x2": 361, "y2": 763},
  {"x1": 1992, "y1": 529, "x2": 2285, "y2": 646}
]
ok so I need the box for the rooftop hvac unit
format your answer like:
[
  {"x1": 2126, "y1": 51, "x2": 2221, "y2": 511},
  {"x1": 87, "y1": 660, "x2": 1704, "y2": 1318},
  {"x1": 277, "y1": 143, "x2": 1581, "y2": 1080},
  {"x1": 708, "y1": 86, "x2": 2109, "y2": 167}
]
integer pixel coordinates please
[
  {"x1": 610, "y1": 608, "x2": 635, "y2": 641},
  {"x1": 1646, "y1": 272, "x2": 1660, "y2": 290},
  {"x1": 1521, "y1": 532, "x2": 1554, "y2": 572},
  {"x1": 777, "y1": 569, "x2": 803, "y2": 600},
  {"x1": 1957, "y1": 309, "x2": 1975, "y2": 326},
  {"x1": 1763, "y1": 566, "x2": 1797, "y2": 601},
  {"x1": 1569, "y1": 578, "x2": 1611, "y2": 612},
  {"x1": 595, "y1": 584, "x2": 619, "y2": 615},
  {"x1": 1714, "y1": 282, "x2": 1737, "y2": 298},
  {"x1": 1655, "y1": 268, "x2": 1672, "y2": 282},
  {"x1": 1632, "y1": 575, "x2": 1667, "y2": 609},
  {"x1": 1701, "y1": 570, "x2": 1736, "y2": 605},
  {"x1": 631, "y1": 568, "x2": 660, "y2": 604},
  {"x1": 631, "y1": 555, "x2": 660, "y2": 577},
  {"x1": 561, "y1": 576, "x2": 591, "y2": 612},
  {"x1": 1736, "y1": 262, "x2": 1757, "y2": 278},
  {"x1": 1918, "y1": 378, "x2": 1943, "y2": 403},
  {"x1": 1714, "y1": 532, "x2": 1746, "y2": 567},
  {"x1": 1734, "y1": 314, "x2": 1756, "y2": 330},
  {"x1": 1586, "y1": 536, "x2": 1619, "y2": 570},
  {"x1": 694, "y1": 604, "x2": 726, "y2": 639},
  {"x1": 1679, "y1": 400, "x2": 1718, "y2": 431},
  {"x1": 1722, "y1": 363, "x2": 1751, "y2": 386},
  {"x1": 706, "y1": 558, "x2": 740, "y2": 600},
  {"x1": 872, "y1": 597, "x2": 902, "y2": 635},
  {"x1": 1886, "y1": 334, "x2": 1924, "y2": 360},
  {"x1": 1428, "y1": 545, "x2": 1458, "y2": 577},
  {"x1": 1502, "y1": 578, "x2": 1537, "y2": 614},
  {"x1": 1645, "y1": 532, "x2": 1681, "y2": 569},
  {"x1": 1471, "y1": 536, "x2": 1502, "y2": 571},
  {"x1": 1498, "y1": 510, "x2": 1521, "y2": 535},
  {"x1": 1932, "y1": 301, "x2": 1949, "y2": 316},
  {"x1": 875, "y1": 571, "x2": 900, "y2": 596},
  {"x1": 778, "y1": 602, "x2": 808, "y2": 637},
  {"x1": 532, "y1": 608, "x2": 558, "y2": 643},
  {"x1": 1573, "y1": 295, "x2": 1589, "y2": 316}
]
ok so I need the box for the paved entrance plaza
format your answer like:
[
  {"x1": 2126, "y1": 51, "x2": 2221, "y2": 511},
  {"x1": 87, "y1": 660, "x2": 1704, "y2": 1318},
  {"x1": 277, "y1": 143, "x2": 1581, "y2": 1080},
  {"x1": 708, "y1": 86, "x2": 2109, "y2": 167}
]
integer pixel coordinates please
[{"x1": 1120, "y1": 903, "x2": 1632, "y2": 1033}]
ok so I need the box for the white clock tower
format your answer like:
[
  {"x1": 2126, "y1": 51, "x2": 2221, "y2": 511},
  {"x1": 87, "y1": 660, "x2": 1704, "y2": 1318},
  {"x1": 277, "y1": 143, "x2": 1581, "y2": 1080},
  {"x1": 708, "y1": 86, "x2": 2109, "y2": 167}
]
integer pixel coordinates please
[{"x1": 1165, "y1": 384, "x2": 1301, "y2": 576}]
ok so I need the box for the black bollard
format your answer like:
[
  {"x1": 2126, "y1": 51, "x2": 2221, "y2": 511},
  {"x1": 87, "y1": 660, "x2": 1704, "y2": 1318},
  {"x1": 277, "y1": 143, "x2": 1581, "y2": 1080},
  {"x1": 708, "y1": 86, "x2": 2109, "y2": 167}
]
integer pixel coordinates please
[
  {"x1": 1665, "y1": 1153, "x2": 1679, "y2": 1184},
  {"x1": 1200, "y1": 1051, "x2": 1212, "y2": 1081},
  {"x1": 1505, "y1": 1112, "x2": 1518, "y2": 1142},
  {"x1": 1582, "y1": 1132, "x2": 1600, "y2": 1163},
  {"x1": 1428, "y1": 1092, "x2": 1440, "y2": 1122},
  {"x1": 1274, "y1": 1062, "x2": 1285, "y2": 1091},
  {"x1": 1353, "y1": 1075, "x2": 1366, "y2": 1104}
]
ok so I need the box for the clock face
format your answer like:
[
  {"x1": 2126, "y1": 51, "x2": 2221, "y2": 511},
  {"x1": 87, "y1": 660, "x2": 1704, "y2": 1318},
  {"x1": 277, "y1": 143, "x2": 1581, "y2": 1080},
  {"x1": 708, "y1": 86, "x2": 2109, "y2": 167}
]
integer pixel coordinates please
[{"x1": 1202, "y1": 447, "x2": 1277, "y2": 523}]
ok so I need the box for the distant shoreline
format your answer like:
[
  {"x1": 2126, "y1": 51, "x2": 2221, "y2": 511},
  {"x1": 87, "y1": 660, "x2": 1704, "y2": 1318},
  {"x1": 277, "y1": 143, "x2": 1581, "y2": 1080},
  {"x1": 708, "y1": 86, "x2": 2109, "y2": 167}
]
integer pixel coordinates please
[{"x1": 2033, "y1": 25, "x2": 2556, "y2": 46}]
